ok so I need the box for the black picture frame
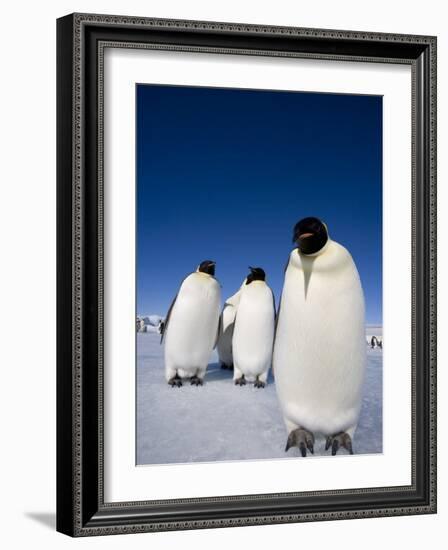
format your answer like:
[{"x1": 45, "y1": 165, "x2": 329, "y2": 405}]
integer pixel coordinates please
[{"x1": 57, "y1": 13, "x2": 437, "y2": 537}]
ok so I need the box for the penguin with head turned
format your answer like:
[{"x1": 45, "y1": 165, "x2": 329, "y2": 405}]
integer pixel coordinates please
[
  {"x1": 217, "y1": 289, "x2": 241, "y2": 370},
  {"x1": 273, "y1": 217, "x2": 366, "y2": 456},
  {"x1": 232, "y1": 267, "x2": 276, "y2": 388},
  {"x1": 161, "y1": 260, "x2": 221, "y2": 387}
]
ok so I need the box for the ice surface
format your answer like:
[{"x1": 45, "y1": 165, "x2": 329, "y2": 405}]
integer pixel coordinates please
[
  {"x1": 136, "y1": 333, "x2": 382, "y2": 465},
  {"x1": 143, "y1": 325, "x2": 160, "y2": 334}
]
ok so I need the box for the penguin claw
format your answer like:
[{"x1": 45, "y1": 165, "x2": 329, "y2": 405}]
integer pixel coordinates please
[
  {"x1": 331, "y1": 439, "x2": 339, "y2": 456},
  {"x1": 254, "y1": 380, "x2": 265, "y2": 388},
  {"x1": 326, "y1": 432, "x2": 354, "y2": 455},
  {"x1": 168, "y1": 377, "x2": 182, "y2": 387},
  {"x1": 346, "y1": 440, "x2": 353, "y2": 455},
  {"x1": 285, "y1": 428, "x2": 315, "y2": 456},
  {"x1": 307, "y1": 439, "x2": 314, "y2": 455},
  {"x1": 190, "y1": 376, "x2": 203, "y2": 386},
  {"x1": 234, "y1": 377, "x2": 246, "y2": 386}
]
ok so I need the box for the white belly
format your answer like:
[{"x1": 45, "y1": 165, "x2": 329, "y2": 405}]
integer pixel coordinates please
[
  {"x1": 164, "y1": 273, "x2": 221, "y2": 376},
  {"x1": 274, "y1": 244, "x2": 366, "y2": 435},
  {"x1": 233, "y1": 282, "x2": 275, "y2": 380}
]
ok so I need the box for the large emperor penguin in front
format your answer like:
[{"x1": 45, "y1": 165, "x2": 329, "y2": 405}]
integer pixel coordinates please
[
  {"x1": 232, "y1": 267, "x2": 276, "y2": 388},
  {"x1": 273, "y1": 217, "x2": 366, "y2": 456},
  {"x1": 161, "y1": 260, "x2": 221, "y2": 387}
]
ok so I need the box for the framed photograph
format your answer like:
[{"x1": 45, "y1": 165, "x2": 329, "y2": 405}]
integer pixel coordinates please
[{"x1": 57, "y1": 13, "x2": 437, "y2": 537}]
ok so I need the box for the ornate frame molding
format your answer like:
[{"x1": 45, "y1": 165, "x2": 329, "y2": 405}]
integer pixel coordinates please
[{"x1": 57, "y1": 13, "x2": 437, "y2": 537}]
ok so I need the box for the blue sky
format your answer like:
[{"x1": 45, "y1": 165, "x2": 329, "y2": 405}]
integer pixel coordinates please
[{"x1": 136, "y1": 84, "x2": 382, "y2": 324}]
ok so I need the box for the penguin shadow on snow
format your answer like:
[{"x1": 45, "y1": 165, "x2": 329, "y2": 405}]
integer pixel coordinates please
[
  {"x1": 202, "y1": 362, "x2": 275, "y2": 386},
  {"x1": 204, "y1": 361, "x2": 233, "y2": 382}
]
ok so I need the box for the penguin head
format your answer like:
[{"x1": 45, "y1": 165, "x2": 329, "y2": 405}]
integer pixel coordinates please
[
  {"x1": 246, "y1": 266, "x2": 266, "y2": 285},
  {"x1": 197, "y1": 260, "x2": 216, "y2": 276},
  {"x1": 293, "y1": 217, "x2": 329, "y2": 255}
]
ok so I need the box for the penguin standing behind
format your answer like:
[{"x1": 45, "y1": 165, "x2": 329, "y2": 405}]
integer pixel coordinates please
[
  {"x1": 273, "y1": 217, "x2": 366, "y2": 456},
  {"x1": 161, "y1": 260, "x2": 221, "y2": 387},
  {"x1": 217, "y1": 290, "x2": 241, "y2": 370},
  {"x1": 232, "y1": 267, "x2": 275, "y2": 388}
]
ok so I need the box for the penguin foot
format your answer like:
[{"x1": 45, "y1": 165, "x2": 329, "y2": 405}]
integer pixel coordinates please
[
  {"x1": 221, "y1": 363, "x2": 233, "y2": 370},
  {"x1": 234, "y1": 376, "x2": 246, "y2": 386},
  {"x1": 285, "y1": 428, "x2": 315, "y2": 457},
  {"x1": 325, "y1": 432, "x2": 354, "y2": 455},
  {"x1": 190, "y1": 376, "x2": 203, "y2": 386},
  {"x1": 168, "y1": 375, "x2": 182, "y2": 387},
  {"x1": 254, "y1": 379, "x2": 265, "y2": 388}
]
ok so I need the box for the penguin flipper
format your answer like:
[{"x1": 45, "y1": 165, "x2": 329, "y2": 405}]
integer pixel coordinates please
[
  {"x1": 160, "y1": 294, "x2": 177, "y2": 344},
  {"x1": 273, "y1": 253, "x2": 289, "y2": 337},
  {"x1": 213, "y1": 314, "x2": 222, "y2": 349},
  {"x1": 274, "y1": 291, "x2": 282, "y2": 337}
]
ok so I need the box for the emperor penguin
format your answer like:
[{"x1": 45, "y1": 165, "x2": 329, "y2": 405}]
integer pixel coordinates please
[
  {"x1": 217, "y1": 290, "x2": 241, "y2": 370},
  {"x1": 232, "y1": 267, "x2": 276, "y2": 388},
  {"x1": 161, "y1": 260, "x2": 221, "y2": 387},
  {"x1": 273, "y1": 217, "x2": 366, "y2": 456}
]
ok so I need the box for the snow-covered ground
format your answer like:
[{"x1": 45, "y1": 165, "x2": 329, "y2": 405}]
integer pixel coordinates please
[{"x1": 136, "y1": 333, "x2": 382, "y2": 465}]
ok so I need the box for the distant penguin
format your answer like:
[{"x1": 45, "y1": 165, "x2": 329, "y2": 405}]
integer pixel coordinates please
[
  {"x1": 161, "y1": 260, "x2": 221, "y2": 387},
  {"x1": 273, "y1": 217, "x2": 366, "y2": 456},
  {"x1": 217, "y1": 290, "x2": 241, "y2": 370},
  {"x1": 232, "y1": 267, "x2": 276, "y2": 388}
]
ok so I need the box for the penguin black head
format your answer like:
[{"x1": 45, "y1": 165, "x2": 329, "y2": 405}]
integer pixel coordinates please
[
  {"x1": 198, "y1": 260, "x2": 216, "y2": 276},
  {"x1": 246, "y1": 266, "x2": 266, "y2": 285},
  {"x1": 293, "y1": 217, "x2": 329, "y2": 255}
]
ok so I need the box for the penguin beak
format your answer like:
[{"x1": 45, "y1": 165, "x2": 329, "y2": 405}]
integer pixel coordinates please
[{"x1": 293, "y1": 233, "x2": 311, "y2": 244}]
